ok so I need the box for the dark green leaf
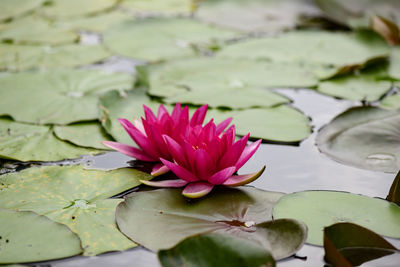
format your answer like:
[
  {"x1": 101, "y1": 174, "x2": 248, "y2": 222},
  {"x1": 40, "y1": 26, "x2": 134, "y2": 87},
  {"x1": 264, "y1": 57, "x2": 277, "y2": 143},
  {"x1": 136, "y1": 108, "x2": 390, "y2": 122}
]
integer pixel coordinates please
[{"x1": 387, "y1": 171, "x2": 400, "y2": 205}]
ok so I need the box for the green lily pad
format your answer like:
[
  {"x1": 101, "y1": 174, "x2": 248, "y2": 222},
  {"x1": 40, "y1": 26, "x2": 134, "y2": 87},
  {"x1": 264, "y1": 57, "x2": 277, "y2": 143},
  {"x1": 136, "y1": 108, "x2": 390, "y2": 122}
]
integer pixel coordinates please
[
  {"x1": 104, "y1": 18, "x2": 238, "y2": 62},
  {"x1": 158, "y1": 233, "x2": 276, "y2": 267},
  {"x1": 121, "y1": 0, "x2": 193, "y2": 15},
  {"x1": 389, "y1": 48, "x2": 400, "y2": 80},
  {"x1": 55, "y1": 11, "x2": 132, "y2": 33},
  {"x1": 316, "y1": 106, "x2": 400, "y2": 172},
  {"x1": 164, "y1": 86, "x2": 290, "y2": 109},
  {"x1": 116, "y1": 187, "x2": 307, "y2": 260},
  {"x1": 0, "y1": 15, "x2": 78, "y2": 45},
  {"x1": 0, "y1": 209, "x2": 82, "y2": 264},
  {"x1": 0, "y1": 0, "x2": 44, "y2": 22},
  {"x1": 0, "y1": 69, "x2": 134, "y2": 124},
  {"x1": 196, "y1": 0, "x2": 319, "y2": 33},
  {"x1": 140, "y1": 58, "x2": 320, "y2": 98},
  {"x1": 40, "y1": 0, "x2": 118, "y2": 18},
  {"x1": 380, "y1": 94, "x2": 400, "y2": 110},
  {"x1": 217, "y1": 31, "x2": 390, "y2": 73},
  {"x1": 0, "y1": 118, "x2": 99, "y2": 161},
  {"x1": 317, "y1": 65, "x2": 392, "y2": 101},
  {"x1": 207, "y1": 106, "x2": 312, "y2": 143},
  {"x1": 324, "y1": 222, "x2": 399, "y2": 267},
  {"x1": 0, "y1": 43, "x2": 111, "y2": 71},
  {"x1": 54, "y1": 122, "x2": 113, "y2": 150},
  {"x1": 0, "y1": 165, "x2": 153, "y2": 255},
  {"x1": 273, "y1": 191, "x2": 400, "y2": 246},
  {"x1": 387, "y1": 171, "x2": 400, "y2": 205}
]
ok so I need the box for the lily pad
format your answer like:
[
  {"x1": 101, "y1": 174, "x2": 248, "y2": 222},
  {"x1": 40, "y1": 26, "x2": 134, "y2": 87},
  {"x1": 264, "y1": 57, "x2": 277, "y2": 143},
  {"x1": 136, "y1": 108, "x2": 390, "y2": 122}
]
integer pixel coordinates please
[
  {"x1": 0, "y1": 43, "x2": 111, "y2": 71},
  {"x1": 140, "y1": 57, "x2": 320, "y2": 98},
  {"x1": 0, "y1": 165, "x2": 153, "y2": 255},
  {"x1": 380, "y1": 94, "x2": 400, "y2": 110},
  {"x1": 207, "y1": 106, "x2": 312, "y2": 143},
  {"x1": 104, "y1": 18, "x2": 238, "y2": 62},
  {"x1": 158, "y1": 233, "x2": 276, "y2": 267},
  {"x1": 0, "y1": 0, "x2": 43, "y2": 22},
  {"x1": 316, "y1": 106, "x2": 400, "y2": 172},
  {"x1": 317, "y1": 65, "x2": 392, "y2": 101},
  {"x1": 0, "y1": 117, "x2": 99, "y2": 161},
  {"x1": 0, "y1": 209, "x2": 82, "y2": 264},
  {"x1": 273, "y1": 190, "x2": 400, "y2": 246},
  {"x1": 116, "y1": 187, "x2": 309, "y2": 260},
  {"x1": 217, "y1": 31, "x2": 390, "y2": 73},
  {"x1": 121, "y1": 0, "x2": 193, "y2": 15},
  {"x1": 196, "y1": 0, "x2": 320, "y2": 33},
  {"x1": 387, "y1": 171, "x2": 400, "y2": 205},
  {"x1": 40, "y1": 0, "x2": 118, "y2": 18},
  {"x1": 0, "y1": 15, "x2": 78, "y2": 45},
  {"x1": 0, "y1": 69, "x2": 134, "y2": 124},
  {"x1": 389, "y1": 48, "x2": 400, "y2": 80},
  {"x1": 54, "y1": 122, "x2": 113, "y2": 150}
]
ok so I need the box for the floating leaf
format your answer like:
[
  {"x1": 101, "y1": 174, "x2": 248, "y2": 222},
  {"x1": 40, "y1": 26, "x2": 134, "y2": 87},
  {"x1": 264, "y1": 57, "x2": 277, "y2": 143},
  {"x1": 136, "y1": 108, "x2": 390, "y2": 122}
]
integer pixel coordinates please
[
  {"x1": 0, "y1": 209, "x2": 82, "y2": 264},
  {"x1": 104, "y1": 18, "x2": 238, "y2": 62},
  {"x1": 0, "y1": 0, "x2": 43, "y2": 22},
  {"x1": 389, "y1": 48, "x2": 400, "y2": 80},
  {"x1": 0, "y1": 15, "x2": 78, "y2": 45},
  {"x1": 158, "y1": 233, "x2": 276, "y2": 267},
  {"x1": 0, "y1": 118, "x2": 99, "y2": 161},
  {"x1": 387, "y1": 171, "x2": 400, "y2": 205},
  {"x1": 121, "y1": 0, "x2": 192, "y2": 15},
  {"x1": 40, "y1": 0, "x2": 118, "y2": 18},
  {"x1": 324, "y1": 222, "x2": 399, "y2": 267},
  {"x1": 0, "y1": 165, "x2": 153, "y2": 255},
  {"x1": 141, "y1": 58, "x2": 320, "y2": 98},
  {"x1": 0, "y1": 43, "x2": 111, "y2": 71},
  {"x1": 217, "y1": 31, "x2": 389, "y2": 74},
  {"x1": 273, "y1": 191, "x2": 400, "y2": 246},
  {"x1": 381, "y1": 94, "x2": 400, "y2": 110},
  {"x1": 54, "y1": 122, "x2": 113, "y2": 150},
  {"x1": 196, "y1": 0, "x2": 319, "y2": 33},
  {"x1": 316, "y1": 106, "x2": 400, "y2": 172},
  {"x1": 117, "y1": 187, "x2": 307, "y2": 260},
  {"x1": 0, "y1": 69, "x2": 134, "y2": 124}
]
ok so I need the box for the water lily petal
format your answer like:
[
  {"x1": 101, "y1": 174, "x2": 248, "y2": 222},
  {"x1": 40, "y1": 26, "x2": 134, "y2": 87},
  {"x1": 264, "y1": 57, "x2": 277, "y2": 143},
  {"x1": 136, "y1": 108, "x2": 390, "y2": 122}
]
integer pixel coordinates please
[
  {"x1": 157, "y1": 104, "x2": 169, "y2": 119},
  {"x1": 143, "y1": 104, "x2": 157, "y2": 123},
  {"x1": 102, "y1": 141, "x2": 155, "y2": 161},
  {"x1": 142, "y1": 119, "x2": 170, "y2": 158},
  {"x1": 133, "y1": 119, "x2": 146, "y2": 135},
  {"x1": 160, "y1": 158, "x2": 199, "y2": 182},
  {"x1": 223, "y1": 166, "x2": 266, "y2": 186},
  {"x1": 208, "y1": 166, "x2": 236, "y2": 185},
  {"x1": 151, "y1": 164, "x2": 170, "y2": 176},
  {"x1": 193, "y1": 148, "x2": 214, "y2": 179},
  {"x1": 190, "y1": 104, "x2": 208, "y2": 127},
  {"x1": 163, "y1": 135, "x2": 189, "y2": 168},
  {"x1": 182, "y1": 182, "x2": 214, "y2": 198},
  {"x1": 235, "y1": 139, "x2": 262, "y2": 171},
  {"x1": 216, "y1": 117, "x2": 233, "y2": 135},
  {"x1": 140, "y1": 179, "x2": 188, "y2": 188},
  {"x1": 218, "y1": 133, "x2": 249, "y2": 169}
]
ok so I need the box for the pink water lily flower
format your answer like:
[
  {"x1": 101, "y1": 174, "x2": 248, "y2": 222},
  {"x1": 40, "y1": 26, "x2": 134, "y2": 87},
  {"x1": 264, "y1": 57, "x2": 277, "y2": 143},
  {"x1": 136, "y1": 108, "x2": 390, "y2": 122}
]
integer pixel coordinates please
[
  {"x1": 102, "y1": 103, "x2": 232, "y2": 176},
  {"x1": 141, "y1": 119, "x2": 264, "y2": 198}
]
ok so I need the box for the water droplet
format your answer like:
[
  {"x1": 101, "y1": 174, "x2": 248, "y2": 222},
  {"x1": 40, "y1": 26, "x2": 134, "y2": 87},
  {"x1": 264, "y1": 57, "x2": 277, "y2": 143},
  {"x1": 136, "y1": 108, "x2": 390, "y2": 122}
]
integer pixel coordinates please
[
  {"x1": 365, "y1": 153, "x2": 396, "y2": 168},
  {"x1": 244, "y1": 221, "x2": 255, "y2": 227},
  {"x1": 66, "y1": 91, "x2": 84, "y2": 98}
]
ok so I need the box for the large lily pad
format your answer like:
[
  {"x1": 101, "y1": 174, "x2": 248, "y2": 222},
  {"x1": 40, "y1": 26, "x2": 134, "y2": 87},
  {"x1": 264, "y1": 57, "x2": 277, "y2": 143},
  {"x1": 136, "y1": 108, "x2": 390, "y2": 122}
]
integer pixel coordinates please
[
  {"x1": 273, "y1": 191, "x2": 400, "y2": 246},
  {"x1": 158, "y1": 233, "x2": 276, "y2": 267},
  {"x1": 54, "y1": 122, "x2": 113, "y2": 150},
  {"x1": 196, "y1": 0, "x2": 320, "y2": 33},
  {"x1": 316, "y1": 106, "x2": 400, "y2": 172},
  {"x1": 217, "y1": 31, "x2": 390, "y2": 73},
  {"x1": 389, "y1": 48, "x2": 400, "y2": 80},
  {"x1": 0, "y1": 15, "x2": 78, "y2": 45},
  {"x1": 380, "y1": 94, "x2": 400, "y2": 110},
  {"x1": 116, "y1": 187, "x2": 307, "y2": 260},
  {"x1": 0, "y1": 209, "x2": 82, "y2": 263},
  {"x1": 0, "y1": 43, "x2": 111, "y2": 71},
  {"x1": 121, "y1": 0, "x2": 193, "y2": 15},
  {"x1": 0, "y1": 165, "x2": 153, "y2": 255},
  {"x1": 0, "y1": 118, "x2": 99, "y2": 162},
  {"x1": 140, "y1": 58, "x2": 320, "y2": 98},
  {"x1": 0, "y1": 69, "x2": 134, "y2": 124},
  {"x1": 0, "y1": 0, "x2": 43, "y2": 22},
  {"x1": 40, "y1": 0, "x2": 118, "y2": 18},
  {"x1": 104, "y1": 18, "x2": 238, "y2": 62}
]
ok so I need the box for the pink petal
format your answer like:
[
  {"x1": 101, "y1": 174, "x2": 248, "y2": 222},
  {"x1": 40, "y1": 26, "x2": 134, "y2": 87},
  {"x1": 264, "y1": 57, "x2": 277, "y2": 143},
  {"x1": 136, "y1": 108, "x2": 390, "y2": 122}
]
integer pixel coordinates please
[
  {"x1": 216, "y1": 117, "x2": 233, "y2": 135},
  {"x1": 182, "y1": 182, "x2": 214, "y2": 198},
  {"x1": 208, "y1": 166, "x2": 236, "y2": 185},
  {"x1": 140, "y1": 179, "x2": 188, "y2": 188},
  {"x1": 143, "y1": 105, "x2": 157, "y2": 123},
  {"x1": 133, "y1": 119, "x2": 146, "y2": 135},
  {"x1": 223, "y1": 166, "x2": 266, "y2": 186},
  {"x1": 142, "y1": 119, "x2": 169, "y2": 158},
  {"x1": 171, "y1": 103, "x2": 182, "y2": 121},
  {"x1": 190, "y1": 104, "x2": 208, "y2": 127},
  {"x1": 160, "y1": 158, "x2": 199, "y2": 182},
  {"x1": 163, "y1": 135, "x2": 189, "y2": 168},
  {"x1": 151, "y1": 164, "x2": 170, "y2": 176},
  {"x1": 235, "y1": 139, "x2": 262, "y2": 171},
  {"x1": 218, "y1": 133, "x2": 249, "y2": 169},
  {"x1": 102, "y1": 141, "x2": 154, "y2": 161},
  {"x1": 157, "y1": 104, "x2": 169, "y2": 119},
  {"x1": 193, "y1": 148, "x2": 214, "y2": 179}
]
